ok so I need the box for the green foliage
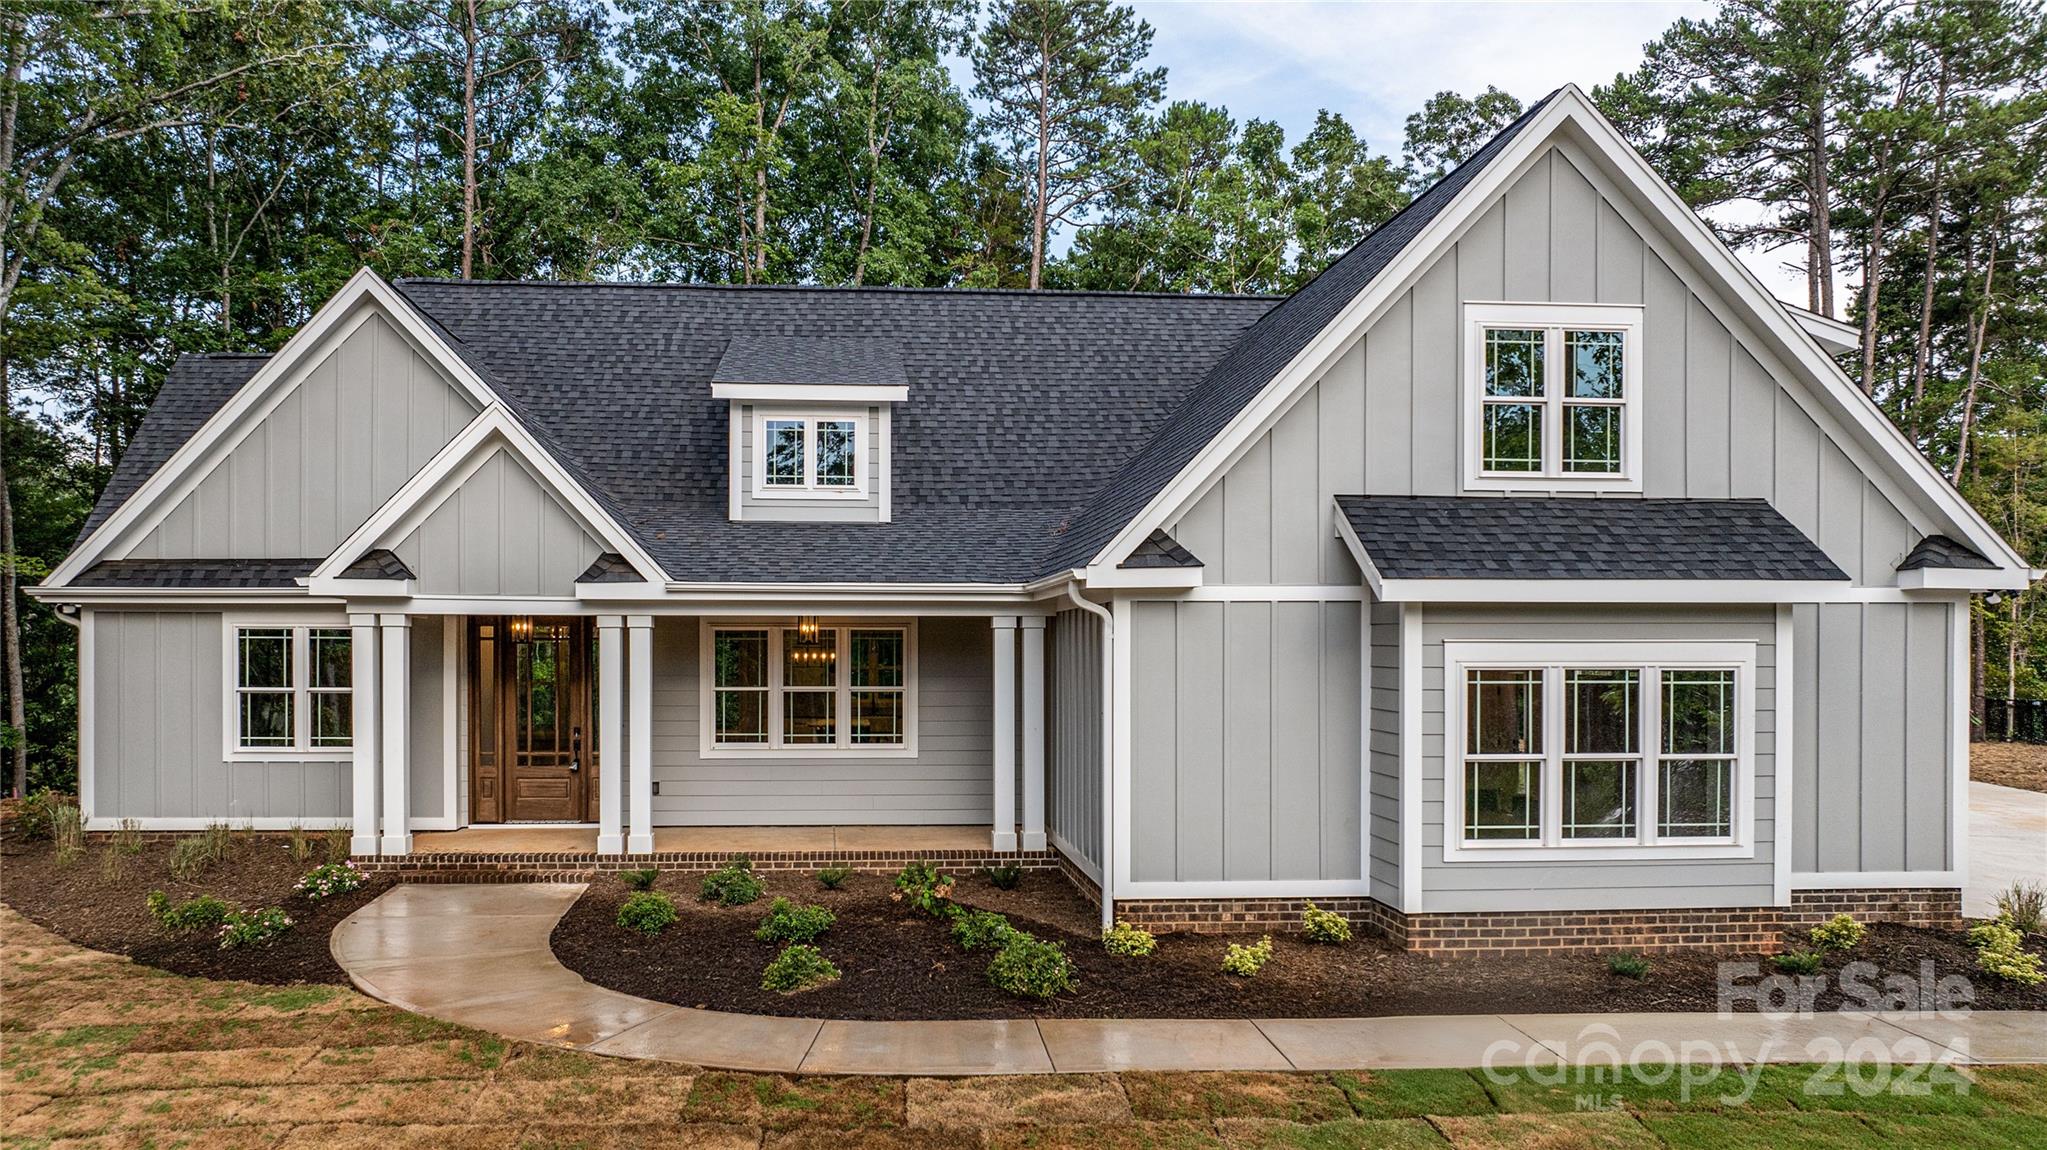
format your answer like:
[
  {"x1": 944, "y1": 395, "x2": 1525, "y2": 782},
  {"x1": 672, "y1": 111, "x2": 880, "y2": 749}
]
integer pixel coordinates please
[
  {"x1": 1968, "y1": 916, "x2": 2045, "y2": 985},
  {"x1": 814, "y1": 866, "x2": 853, "y2": 890},
  {"x1": 1101, "y1": 920, "x2": 1157, "y2": 958},
  {"x1": 286, "y1": 825, "x2": 316, "y2": 864},
  {"x1": 891, "y1": 860, "x2": 954, "y2": 916},
  {"x1": 1300, "y1": 901, "x2": 1352, "y2": 945},
  {"x1": 982, "y1": 864, "x2": 1023, "y2": 890},
  {"x1": 293, "y1": 861, "x2": 366, "y2": 901},
  {"x1": 323, "y1": 826, "x2": 354, "y2": 864},
  {"x1": 216, "y1": 907, "x2": 293, "y2": 950},
  {"x1": 167, "y1": 825, "x2": 236, "y2": 881},
  {"x1": 108, "y1": 819, "x2": 144, "y2": 856},
  {"x1": 51, "y1": 802, "x2": 84, "y2": 866},
  {"x1": 618, "y1": 867, "x2": 660, "y2": 892},
  {"x1": 1221, "y1": 935, "x2": 1273, "y2": 978},
  {"x1": 755, "y1": 897, "x2": 835, "y2": 944},
  {"x1": 145, "y1": 892, "x2": 232, "y2": 934},
  {"x1": 616, "y1": 891, "x2": 679, "y2": 934},
  {"x1": 1995, "y1": 881, "x2": 2044, "y2": 935},
  {"x1": 950, "y1": 909, "x2": 1015, "y2": 952},
  {"x1": 12, "y1": 789, "x2": 68, "y2": 840},
  {"x1": 760, "y1": 944, "x2": 841, "y2": 993},
  {"x1": 1401, "y1": 86, "x2": 1524, "y2": 192},
  {"x1": 700, "y1": 857, "x2": 764, "y2": 906},
  {"x1": 1606, "y1": 952, "x2": 1652, "y2": 979},
  {"x1": 986, "y1": 932, "x2": 1077, "y2": 999},
  {"x1": 1810, "y1": 913, "x2": 1868, "y2": 952},
  {"x1": 1774, "y1": 949, "x2": 1825, "y2": 975}
]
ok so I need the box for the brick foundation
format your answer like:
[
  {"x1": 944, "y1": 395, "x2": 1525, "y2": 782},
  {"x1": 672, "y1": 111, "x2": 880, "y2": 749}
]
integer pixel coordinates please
[
  {"x1": 1112, "y1": 896, "x2": 1382, "y2": 935},
  {"x1": 354, "y1": 846, "x2": 1062, "y2": 883},
  {"x1": 1785, "y1": 887, "x2": 1964, "y2": 932}
]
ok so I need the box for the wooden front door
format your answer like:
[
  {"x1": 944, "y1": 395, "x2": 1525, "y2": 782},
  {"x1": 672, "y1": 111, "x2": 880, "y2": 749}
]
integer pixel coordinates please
[{"x1": 469, "y1": 617, "x2": 594, "y2": 823}]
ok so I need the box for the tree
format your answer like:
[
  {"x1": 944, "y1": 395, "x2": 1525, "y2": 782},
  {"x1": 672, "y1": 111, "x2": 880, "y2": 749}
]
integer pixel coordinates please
[
  {"x1": 1401, "y1": 86, "x2": 1522, "y2": 192},
  {"x1": 1288, "y1": 110, "x2": 1406, "y2": 283},
  {"x1": 972, "y1": 0, "x2": 1165, "y2": 289}
]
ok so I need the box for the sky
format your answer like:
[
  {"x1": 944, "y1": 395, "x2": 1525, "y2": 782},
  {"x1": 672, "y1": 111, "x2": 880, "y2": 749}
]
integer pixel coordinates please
[{"x1": 1101, "y1": 1, "x2": 1813, "y2": 307}]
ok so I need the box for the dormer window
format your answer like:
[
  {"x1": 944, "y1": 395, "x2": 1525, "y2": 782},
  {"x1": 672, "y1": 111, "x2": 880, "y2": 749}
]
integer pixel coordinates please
[
  {"x1": 757, "y1": 410, "x2": 866, "y2": 497},
  {"x1": 1462, "y1": 303, "x2": 1643, "y2": 492}
]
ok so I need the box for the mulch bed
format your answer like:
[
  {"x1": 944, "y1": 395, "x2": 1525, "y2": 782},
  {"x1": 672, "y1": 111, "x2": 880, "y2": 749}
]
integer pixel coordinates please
[
  {"x1": 552, "y1": 867, "x2": 2047, "y2": 1021},
  {"x1": 1, "y1": 827, "x2": 391, "y2": 986},
  {"x1": 1972, "y1": 740, "x2": 2047, "y2": 793}
]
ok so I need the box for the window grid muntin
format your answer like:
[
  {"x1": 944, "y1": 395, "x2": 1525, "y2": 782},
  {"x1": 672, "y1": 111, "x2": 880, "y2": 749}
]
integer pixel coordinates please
[
  {"x1": 1657, "y1": 669, "x2": 1736, "y2": 837},
  {"x1": 710, "y1": 624, "x2": 908, "y2": 750},
  {"x1": 1457, "y1": 660, "x2": 1738, "y2": 850},
  {"x1": 753, "y1": 411, "x2": 866, "y2": 497},
  {"x1": 849, "y1": 629, "x2": 906, "y2": 745},
  {"x1": 763, "y1": 419, "x2": 807, "y2": 487},
  {"x1": 233, "y1": 625, "x2": 351, "y2": 753},
  {"x1": 713, "y1": 629, "x2": 770, "y2": 745},
  {"x1": 1476, "y1": 322, "x2": 1629, "y2": 480}
]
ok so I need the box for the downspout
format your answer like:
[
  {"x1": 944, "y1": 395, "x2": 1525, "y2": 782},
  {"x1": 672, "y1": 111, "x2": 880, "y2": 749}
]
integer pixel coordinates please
[{"x1": 1063, "y1": 580, "x2": 1115, "y2": 930}]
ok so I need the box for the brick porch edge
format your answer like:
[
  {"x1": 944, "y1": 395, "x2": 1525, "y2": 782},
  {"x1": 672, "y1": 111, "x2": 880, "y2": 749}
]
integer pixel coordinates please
[{"x1": 353, "y1": 847, "x2": 1062, "y2": 884}]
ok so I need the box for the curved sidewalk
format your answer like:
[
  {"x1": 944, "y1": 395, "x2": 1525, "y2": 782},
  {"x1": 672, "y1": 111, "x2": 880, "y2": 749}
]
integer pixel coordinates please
[{"x1": 331, "y1": 883, "x2": 2047, "y2": 1076}]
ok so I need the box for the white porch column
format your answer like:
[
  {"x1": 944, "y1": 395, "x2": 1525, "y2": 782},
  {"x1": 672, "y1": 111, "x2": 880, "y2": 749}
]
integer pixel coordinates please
[
  {"x1": 1020, "y1": 616, "x2": 1047, "y2": 851},
  {"x1": 596, "y1": 616, "x2": 625, "y2": 854},
  {"x1": 627, "y1": 615, "x2": 655, "y2": 854},
  {"x1": 378, "y1": 613, "x2": 412, "y2": 856},
  {"x1": 991, "y1": 616, "x2": 1019, "y2": 852},
  {"x1": 349, "y1": 613, "x2": 381, "y2": 856}
]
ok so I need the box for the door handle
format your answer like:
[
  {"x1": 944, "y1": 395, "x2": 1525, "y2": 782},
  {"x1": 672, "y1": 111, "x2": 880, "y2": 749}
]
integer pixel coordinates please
[{"x1": 571, "y1": 726, "x2": 582, "y2": 772}]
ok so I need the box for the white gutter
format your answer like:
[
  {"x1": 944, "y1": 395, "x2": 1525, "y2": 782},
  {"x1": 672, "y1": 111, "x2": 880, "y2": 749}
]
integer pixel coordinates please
[{"x1": 1063, "y1": 580, "x2": 1116, "y2": 931}]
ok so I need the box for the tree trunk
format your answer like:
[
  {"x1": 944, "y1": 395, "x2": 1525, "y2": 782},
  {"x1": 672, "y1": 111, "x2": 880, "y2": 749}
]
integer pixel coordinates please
[
  {"x1": 1808, "y1": 103, "x2": 1834, "y2": 317},
  {"x1": 1, "y1": 339, "x2": 23, "y2": 797},
  {"x1": 461, "y1": 0, "x2": 479, "y2": 279},
  {"x1": 1949, "y1": 224, "x2": 1998, "y2": 485},
  {"x1": 851, "y1": 51, "x2": 885, "y2": 286},
  {"x1": 1858, "y1": 201, "x2": 1884, "y2": 395},
  {"x1": 1911, "y1": 61, "x2": 1949, "y2": 413},
  {"x1": 1028, "y1": 29, "x2": 1050, "y2": 290}
]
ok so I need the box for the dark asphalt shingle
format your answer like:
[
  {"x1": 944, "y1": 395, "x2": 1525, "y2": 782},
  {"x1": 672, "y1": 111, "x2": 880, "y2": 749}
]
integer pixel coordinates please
[
  {"x1": 712, "y1": 336, "x2": 909, "y2": 390},
  {"x1": 1898, "y1": 535, "x2": 1997, "y2": 571},
  {"x1": 1119, "y1": 530, "x2": 1203, "y2": 569},
  {"x1": 577, "y1": 552, "x2": 644, "y2": 583},
  {"x1": 72, "y1": 558, "x2": 317, "y2": 589},
  {"x1": 338, "y1": 549, "x2": 414, "y2": 580},
  {"x1": 1335, "y1": 496, "x2": 1848, "y2": 581}
]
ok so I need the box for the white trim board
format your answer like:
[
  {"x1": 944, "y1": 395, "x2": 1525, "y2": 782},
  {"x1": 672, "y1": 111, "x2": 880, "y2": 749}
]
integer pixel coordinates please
[{"x1": 1789, "y1": 871, "x2": 1961, "y2": 890}]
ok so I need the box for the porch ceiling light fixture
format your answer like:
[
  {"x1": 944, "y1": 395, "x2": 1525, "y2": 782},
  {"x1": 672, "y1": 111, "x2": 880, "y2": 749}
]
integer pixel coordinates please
[
  {"x1": 509, "y1": 616, "x2": 534, "y2": 641},
  {"x1": 797, "y1": 615, "x2": 821, "y2": 640}
]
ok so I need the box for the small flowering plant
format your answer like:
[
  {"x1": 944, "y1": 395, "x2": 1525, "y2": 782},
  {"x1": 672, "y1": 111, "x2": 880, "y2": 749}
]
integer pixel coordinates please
[
  {"x1": 217, "y1": 907, "x2": 293, "y2": 949},
  {"x1": 294, "y1": 860, "x2": 367, "y2": 901}
]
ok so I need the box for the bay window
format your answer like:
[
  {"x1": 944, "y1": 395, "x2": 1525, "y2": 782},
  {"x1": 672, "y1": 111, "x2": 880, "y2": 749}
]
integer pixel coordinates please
[
  {"x1": 1463, "y1": 303, "x2": 1642, "y2": 490},
  {"x1": 226, "y1": 620, "x2": 352, "y2": 757},
  {"x1": 705, "y1": 622, "x2": 913, "y2": 754},
  {"x1": 1444, "y1": 641, "x2": 1755, "y2": 860}
]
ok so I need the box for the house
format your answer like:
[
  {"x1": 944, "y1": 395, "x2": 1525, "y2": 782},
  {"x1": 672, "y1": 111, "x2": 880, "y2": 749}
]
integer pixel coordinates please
[{"x1": 33, "y1": 86, "x2": 2035, "y2": 954}]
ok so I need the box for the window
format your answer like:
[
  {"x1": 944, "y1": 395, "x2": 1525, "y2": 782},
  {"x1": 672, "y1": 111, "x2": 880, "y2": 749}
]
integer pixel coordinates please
[
  {"x1": 1444, "y1": 641, "x2": 1754, "y2": 860},
  {"x1": 754, "y1": 410, "x2": 864, "y2": 496},
  {"x1": 228, "y1": 622, "x2": 352, "y2": 756},
  {"x1": 1464, "y1": 303, "x2": 1642, "y2": 490},
  {"x1": 705, "y1": 622, "x2": 914, "y2": 753}
]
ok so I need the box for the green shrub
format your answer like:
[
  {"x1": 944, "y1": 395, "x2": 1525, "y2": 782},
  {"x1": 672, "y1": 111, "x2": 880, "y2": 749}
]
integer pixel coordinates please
[
  {"x1": 52, "y1": 803, "x2": 85, "y2": 866},
  {"x1": 815, "y1": 866, "x2": 853, "y2": 890},
  {"x1": 1995, "y1": 881, "x2": 2044, "y2": 935},
  {"x1": 1968, "y1": 916, "x2": 2046, "y2": 985},
  {"x1": 167, "y1": 824, "x2": 237, "y2": 881},
  {"x1": 761, "y1": 944, "x2": 841, "y2": 993},
  {"x1": 217, "y1": 907, "x2": 293, "y2": 950},
  {"x1": 1809, "y1": 913, "x2": 1867, "y2": 952},
  {"x1": 951, "y1": 909, "x2": 1015, "y2": 952},
  {"x1": 13, "y1": 789, "x2": 69, "y2": 841},
  {"x1": 1101, "y1": 921, "x2": 1157, "y2": 958},
  {"x1": 891, "y1": 860, "x2": 954, "y2": 916},
  {"x1": 987, "y1": 932, "x2": 1077, "y2": 999},
  {"x1": 1300, "y1": 901, "x2": 1352, "y2": 945},
  {"x1": 1222, "y1": 935, "x2": 1274, "y2": 978},
  {"x1": 755, "y1": 897, "x2": 835, "y2": 944},
  {"x1": 110, "y1": 819, "x2": 145, "y2": 856},
  {"x1": 1773, "y1": 949, "x2": 1824, "y2": 975},
  {"x1": 145, "y1": 891, "x2": 233, "y2": 934},
  {"x1": 700, "y1": 856, "x2": 764, "y2": 906},
  {"x1": 1607, "y1": 952, "x2": 1651, "y2": 979},
  {"x1": 323, "y1": 825, "x2": 353, "y2": 863},
  {"x1": 618, "y1": 867, "x2": 660, "y2": 891},
  {"x1": 983, "y1": 865, "x2": 1023, "y2": 890},
  {"x1": 286, "y1": 825, "x2": 316, "y2": 864},
  {"x1": 617, "y1": 891, "x2": 679, "y2": 934},
  {"x1": 294, "y1": 860, "x2": 367, "y2": 901}
]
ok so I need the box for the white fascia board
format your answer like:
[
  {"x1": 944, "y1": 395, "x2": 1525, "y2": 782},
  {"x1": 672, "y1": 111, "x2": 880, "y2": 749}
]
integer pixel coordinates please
[
  {"x1": 1330, "y1": 510, "x2": 1384, "y2": 598},
  {"x1": 709, "y1": 382, "x2": 908, "y2": 403},
  {"x1": 656, "y1": 580, "x2": 1037, "y2": 605},
  {"x1": 27, "y1": 586, "x2": 336, "y2": 608},
  {"x1": 1896, "y1": 566, "x2": 2034, "y2": 591},
  {"x1": 1086, "y1": 85, "x2": 2027, "y2": 580},
  {"x1": 314, "y1": 578, "x2": 414, "y2": 598},
  {"x1": 1375, "y1": 578, "x2": 1853, "y2": 604},
  {"x1": 46, "y1": 269, "x2": 497, "y2": 588},
  {"x1": 1791, "y1": 308, "x2": 1860, "y2": 355},
  {"x1": 1077, "y1": 564, "x2": 1203, "y2": 590},
  {"x1": 306, "y1": 404, "x2": 667, "y2": 593}
]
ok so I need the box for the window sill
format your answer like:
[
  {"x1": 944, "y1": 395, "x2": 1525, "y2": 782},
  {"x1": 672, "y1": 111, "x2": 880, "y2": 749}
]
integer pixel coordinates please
[
  {"x1": 702, "y1": 745, "x2": 917, "y2": 760},
  {"x1": 223, "y1": 748, "x2": 355, "y2": 763},
  {"x1": 1462, "y1": 472, "x2": 1642, "y2": 494},
  {"x1": 752, "y1": 486, "x2": 868, "y2": 500},
  {"x1": 1443, "y1": 839, "x2": 1751, "y2": 863}
]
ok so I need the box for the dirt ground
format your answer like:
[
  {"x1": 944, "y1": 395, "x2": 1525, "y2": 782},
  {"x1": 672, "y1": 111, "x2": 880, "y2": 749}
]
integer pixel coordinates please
[
  {"x1": 551, "y1": 869, "x2": 2047, "y2": 1020},
  {"x1": 1973, "y1": 740, "x2": 2047, "y2": 793},
  {"x1": 5, "y1": 906, "x2": 2045, "y2": 1150}
]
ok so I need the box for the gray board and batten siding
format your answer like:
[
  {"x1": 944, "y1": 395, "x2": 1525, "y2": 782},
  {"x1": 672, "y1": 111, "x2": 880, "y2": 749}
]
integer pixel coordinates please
[
  {"x1": 1047, "y1": 607, "x2": 1105, "y2": 877},
  {"x1": 734, "y1": 403, "x2": 886, "y2": 523},
  {"x1": 389, "y1": 447, "x2": 605, "y2": 598}
]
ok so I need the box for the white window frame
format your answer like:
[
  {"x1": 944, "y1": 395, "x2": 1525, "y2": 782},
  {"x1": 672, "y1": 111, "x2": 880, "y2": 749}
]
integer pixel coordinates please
[
  {"x1": 1442, "y1": 640, "x2": 1756, "y2": 862},
  {"x1": 752, "y1": 407, "x2": 868, "y2": 499},
  {"x1": 1462, "y1": 302, "x2": 1644, "y2": 492},
  {"x1": 698, "y1": 619, "x2": 918, "y2": 758},
  {"x1": 221, "y1": 615, "x2": 355, "y2": 761}
]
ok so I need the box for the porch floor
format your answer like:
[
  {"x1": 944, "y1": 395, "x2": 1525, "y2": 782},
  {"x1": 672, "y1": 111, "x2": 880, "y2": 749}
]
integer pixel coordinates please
[{"x1": 410, "y1": 824, "x2": 995, "y2": 856}]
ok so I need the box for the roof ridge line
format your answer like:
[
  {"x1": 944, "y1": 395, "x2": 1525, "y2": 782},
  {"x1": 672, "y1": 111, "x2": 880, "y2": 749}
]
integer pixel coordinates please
[{"x1": 391, "y1": 276, "x2": 1283, "y2": 303}]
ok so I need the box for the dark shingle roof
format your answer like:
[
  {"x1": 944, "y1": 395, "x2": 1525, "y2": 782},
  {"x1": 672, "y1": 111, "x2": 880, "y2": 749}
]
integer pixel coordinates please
[
  {"x1": 1898, "y1": 535, "x2": 1997, "y2": 571},
  {"x1": 1335, "y1": 496, "x2": 1848, "y2": 581},
  {"x1": 338, "y1": 549, "x2": 414, "y2": 580},
  {"x1": 712, "y1": 336, "x2": 909, "y2": 390},
  {"x1": 577, "y1": 552, "x2": 644, "y2": 583},
  {"x1": 1039, "y1": 91, "x2": 1561, "y2": 575},
  {"x1": 1119, "y1": 530, "x2": 1202, "y2": 569},
  {"x1": 71, "y1": 558, "x2": 317, "y2": 589},
  {"x1": 75, "y1": 355, "x2": 268, "y2": 545}
]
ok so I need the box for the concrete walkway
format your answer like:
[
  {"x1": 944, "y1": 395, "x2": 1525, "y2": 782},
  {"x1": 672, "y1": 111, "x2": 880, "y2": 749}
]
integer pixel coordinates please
[
  {"x1": 331, "y1": 884, "x2": 2047, "y2": 1076},
  {"x1": 1969, "y1": 780, "x2": 2047, "y2": 918}
]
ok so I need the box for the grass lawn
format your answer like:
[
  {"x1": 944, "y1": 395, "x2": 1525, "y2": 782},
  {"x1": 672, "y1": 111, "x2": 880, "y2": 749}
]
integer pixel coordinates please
[{"x1": 3, "y1": 907, "x2": 2042, "y2": 1150}]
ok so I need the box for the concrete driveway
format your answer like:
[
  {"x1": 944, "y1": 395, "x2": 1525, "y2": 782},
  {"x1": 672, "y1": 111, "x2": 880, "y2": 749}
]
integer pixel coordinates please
[{"x1": 1968, "y1": 780, "x2": 2047, "y2": 918}]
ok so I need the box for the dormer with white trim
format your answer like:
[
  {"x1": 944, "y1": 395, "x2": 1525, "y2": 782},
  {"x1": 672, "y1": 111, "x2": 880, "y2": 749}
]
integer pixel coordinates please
[{"x1": 710, "y1": 336, "x2": 907, "y2": 524}]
